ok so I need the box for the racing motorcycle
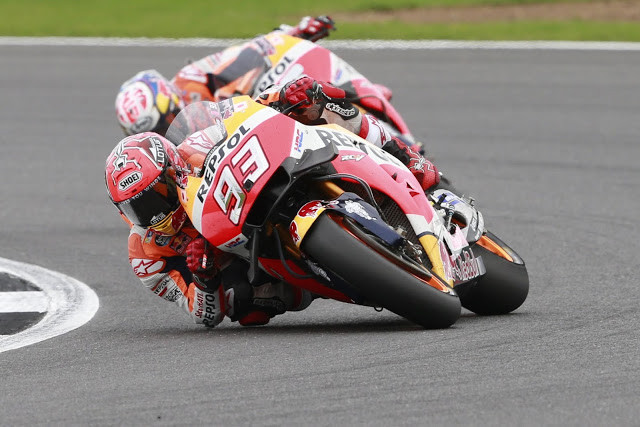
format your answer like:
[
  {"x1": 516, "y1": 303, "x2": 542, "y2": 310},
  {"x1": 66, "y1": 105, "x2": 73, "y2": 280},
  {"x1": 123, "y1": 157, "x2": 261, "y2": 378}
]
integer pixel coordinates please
[
  {"x1": 225, "y1": 32, "x2": 417, "y2": 146},
  {"x1": 166, "y1": 99, "x2": 529, "y2": 328}
]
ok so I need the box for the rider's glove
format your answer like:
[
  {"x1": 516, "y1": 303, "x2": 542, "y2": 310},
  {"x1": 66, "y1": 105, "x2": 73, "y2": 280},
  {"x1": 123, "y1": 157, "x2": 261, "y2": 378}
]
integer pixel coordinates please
[
  {"x1": 382, "y1": 137, "x2": 441, "y2": 191},
  {"x1": 279, "y1": 76, "x2": 358, "y2": 124},
  {"x1": 291, "y1": 16, "x2": 336, "y2": 42},
  {"x1": 186, "y1": 236, "x2": 220, "y2": 291}
]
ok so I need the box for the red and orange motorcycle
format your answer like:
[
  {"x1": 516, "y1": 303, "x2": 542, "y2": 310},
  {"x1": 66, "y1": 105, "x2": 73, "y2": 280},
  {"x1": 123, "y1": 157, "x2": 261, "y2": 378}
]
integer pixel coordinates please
[
  {"x1": 212, "y1": 33, "x2": 417, "y2": 146},
  {"x1": 166, "y1": 99, "x2": 529, "y2": 328}
]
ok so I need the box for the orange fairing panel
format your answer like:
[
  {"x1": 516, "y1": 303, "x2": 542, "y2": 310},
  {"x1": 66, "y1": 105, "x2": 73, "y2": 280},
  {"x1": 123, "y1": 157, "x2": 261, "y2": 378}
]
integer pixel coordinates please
[{"x1": 476, "y1": 234, "x2": 514, "y2": 262}]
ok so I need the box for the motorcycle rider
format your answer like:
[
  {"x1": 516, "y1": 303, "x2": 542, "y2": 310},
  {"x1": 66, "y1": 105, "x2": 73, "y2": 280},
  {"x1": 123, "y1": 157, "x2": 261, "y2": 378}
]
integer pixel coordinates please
[
  {"x1": 106, "y1": 75, "x2": 441, "y2": 328},
  {"x1": 106, "y1": 132, "x2": 315, "y2": 328},
  {"x1": 115, "y1": 16, "x2": 337, "y2": 136},
  {"x1": 258, "y1": 75, "x2": 440, "y2": 192}
]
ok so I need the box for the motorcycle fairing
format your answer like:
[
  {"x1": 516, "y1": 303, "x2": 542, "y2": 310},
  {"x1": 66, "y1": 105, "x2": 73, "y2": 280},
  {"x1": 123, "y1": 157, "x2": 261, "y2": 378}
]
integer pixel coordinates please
[
  {"x1": 289, "y1": 193, "x2": 404, "y2": 249},
  {"x1": 311, "y1": 125, "x2": 453, "y2": 284},
  {"x1": 475, "y1": 232, "x2": 524, "y2": 265},
  {"x1": 257, "y1": 258, "x2": 359, "y2": 303},
  {"x1": 183, "y1": 97, "x2": 343, "y2": 248}
]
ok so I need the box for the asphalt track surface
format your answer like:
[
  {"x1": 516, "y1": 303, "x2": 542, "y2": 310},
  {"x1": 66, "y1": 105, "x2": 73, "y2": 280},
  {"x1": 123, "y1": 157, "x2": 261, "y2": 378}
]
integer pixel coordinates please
[{"x1": 1, "y1": 44, "x2": 639, "y2": 425}]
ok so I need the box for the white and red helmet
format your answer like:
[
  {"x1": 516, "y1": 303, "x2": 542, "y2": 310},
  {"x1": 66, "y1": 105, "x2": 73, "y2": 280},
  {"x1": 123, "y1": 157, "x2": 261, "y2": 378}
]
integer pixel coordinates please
[
  {"x1": 115, "y1": 70, "x2": 185, "y2": 136},
  {"x1": 105, "y1": 132, "x2": 189, "y2": 235}
]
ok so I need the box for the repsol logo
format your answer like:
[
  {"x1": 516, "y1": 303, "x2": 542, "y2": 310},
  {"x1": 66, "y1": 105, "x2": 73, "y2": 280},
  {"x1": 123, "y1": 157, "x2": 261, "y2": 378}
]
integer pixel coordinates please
[
  {"x1": 203, "y1": 293, "x2": 219, "y2": 326},
  {"x1": 257, "y1": 55, "x2": 294, "y2": 92},
  {"x1": 119, "y1": 171, "x2": 142, "y2": 191},
  {"x1": 315, "y1": 128, "x2": 354, "y2": 149},
  {"x1": 197, "y1": 124, "x2": 251, "y2": 203},
  {"x1": 314, "y1": 129, "x2": 402, "y2": 167}
]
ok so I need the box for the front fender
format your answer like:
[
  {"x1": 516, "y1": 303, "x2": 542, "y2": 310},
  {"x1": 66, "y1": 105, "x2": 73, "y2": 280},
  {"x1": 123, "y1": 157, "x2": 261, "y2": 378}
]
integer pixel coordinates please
[{"x1": 289, "y1": 193, "x2": 404, "y2": 249}]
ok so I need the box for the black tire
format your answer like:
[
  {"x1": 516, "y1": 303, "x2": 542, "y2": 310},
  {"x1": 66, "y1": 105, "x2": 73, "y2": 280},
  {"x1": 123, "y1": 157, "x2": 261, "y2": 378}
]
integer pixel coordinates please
[
  {"x1": 457, "y1": 232, "x2": 529, "y2": 315},
  {"x1": 301, "y1": 214, "x2": 461, "y2": 328}
]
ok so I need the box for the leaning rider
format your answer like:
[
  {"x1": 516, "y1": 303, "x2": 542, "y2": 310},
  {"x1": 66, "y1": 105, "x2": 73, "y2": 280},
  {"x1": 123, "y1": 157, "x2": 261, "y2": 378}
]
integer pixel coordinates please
[{"x1": 106, "y1": 133, "x2": 316, "y2": 328}]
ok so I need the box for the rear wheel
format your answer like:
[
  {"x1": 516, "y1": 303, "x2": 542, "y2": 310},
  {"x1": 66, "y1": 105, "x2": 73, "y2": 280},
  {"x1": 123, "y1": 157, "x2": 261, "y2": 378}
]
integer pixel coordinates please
[
  {"x1": 457, "y1": 231, "x2": 529, "y2": 315},
  {"x1": 301, "y1": 213, "x2": 461, "y2": 328}
]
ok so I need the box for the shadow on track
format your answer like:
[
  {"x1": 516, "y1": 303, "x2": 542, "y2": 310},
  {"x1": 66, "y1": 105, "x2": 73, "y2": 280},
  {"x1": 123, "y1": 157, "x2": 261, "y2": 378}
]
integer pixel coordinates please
[{"x1": 133, "y1": 311, "x2": 531, "y2": 339}]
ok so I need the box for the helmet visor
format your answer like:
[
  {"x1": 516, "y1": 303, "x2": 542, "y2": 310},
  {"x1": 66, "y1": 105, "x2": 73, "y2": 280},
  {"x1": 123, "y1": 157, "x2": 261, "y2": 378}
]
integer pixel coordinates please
[{"x1": 116, "y1": 170, "x2": 179, "y2": 227}]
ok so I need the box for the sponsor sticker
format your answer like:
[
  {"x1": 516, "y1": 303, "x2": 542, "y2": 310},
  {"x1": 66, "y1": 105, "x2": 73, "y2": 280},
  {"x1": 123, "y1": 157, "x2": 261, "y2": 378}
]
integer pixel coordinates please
[
  {"x1": 344, "y1": 200, "x2": 374, "y2": 221},
  {"x1": 341, "y1": 154, "x2": 365, "y2": 162},
  {"x1": 170, "y1": 233, "x2": 193, "y2": 254},
  {"x1": 289, "y1": 221, "x2": 302, "y2": 246},
  {"x1": 452, "y1": 249, "x2": 485, "y2": 283},
  {"x1": 325, "y1": 102, "x2": 357, "y2": 119},
  {"x1": 164, "y1": 287, "x2": 182, "y2": 302},
  {"x1": 224, "y1": 236, "x2": 247, "y2": 249},
  {"x1": 256, "y1": 55, "x2": 294, "y2": 93},
  {"x1": 132, "y1": 258, "x2": 165, "y2": 277},
  {"x1": 293, "y1": 128, "x2": 304, "y2": 153},
  {"x1": 118, "y1": 171, "x2": 142, "y2": 191},
  {"x1": 154, "y1": 235, "x2": 171, "y2": 247}
]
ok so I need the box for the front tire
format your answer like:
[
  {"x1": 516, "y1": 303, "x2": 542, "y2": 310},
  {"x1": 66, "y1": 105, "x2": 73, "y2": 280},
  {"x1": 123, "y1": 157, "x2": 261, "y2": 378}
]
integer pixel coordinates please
[
  {"x1": 301, "y1": 214, "x2": 461, "y2": 328},
  {"x1": 457, "y1": 231, "x2": 529, "y2": 315}
]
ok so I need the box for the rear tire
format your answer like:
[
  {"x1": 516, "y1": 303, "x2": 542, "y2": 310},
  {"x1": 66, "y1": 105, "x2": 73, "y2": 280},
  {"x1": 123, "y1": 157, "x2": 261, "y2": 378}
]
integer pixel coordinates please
[
  {"x1": 457, "y1": 232, "x2": 529, "y2": 315},
  {"x1": 301, "y1": 214, "x2": 461, "y2": 328}
]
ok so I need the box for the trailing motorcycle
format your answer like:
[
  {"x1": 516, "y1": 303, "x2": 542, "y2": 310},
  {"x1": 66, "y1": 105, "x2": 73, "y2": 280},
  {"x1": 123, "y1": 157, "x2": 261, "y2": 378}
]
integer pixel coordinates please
[
  {"x1": 228, "y1": 33, "x2": 417, "y2": 146},
  {"x1": 166, "y1": 99, "x2": 529, "y2": 328}
]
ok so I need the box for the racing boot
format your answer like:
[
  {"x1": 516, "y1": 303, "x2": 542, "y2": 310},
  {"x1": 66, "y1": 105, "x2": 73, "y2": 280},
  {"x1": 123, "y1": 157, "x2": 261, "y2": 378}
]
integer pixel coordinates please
[
  {"x1": 237, "y1": 281, "x2": 315, "y2": 326},
  {"x1": 221, "y1": 260, "x2": 314, "y2": 326}
]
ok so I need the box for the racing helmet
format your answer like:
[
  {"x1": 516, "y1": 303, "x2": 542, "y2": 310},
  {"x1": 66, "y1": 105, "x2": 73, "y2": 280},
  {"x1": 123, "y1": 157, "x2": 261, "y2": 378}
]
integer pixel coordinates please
[
  {"x1": 115, "y1": 70, "x2": 185, "y2": 136},
  {"x1": 105, "y1": 132, "x2": 189, "y2": 235}
]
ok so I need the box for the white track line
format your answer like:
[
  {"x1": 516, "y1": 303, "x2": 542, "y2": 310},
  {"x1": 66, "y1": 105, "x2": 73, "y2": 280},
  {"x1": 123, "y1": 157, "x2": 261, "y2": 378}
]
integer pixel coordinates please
[
  {"x1": 1, "y1": 36, "x2": 640, "y2": 51},
  {"x1": 0, "y1": 292, "x2": 48, "y2": 313},
  {"x1": 0, "y1": 258, "x2": 99, "y2": 354}
]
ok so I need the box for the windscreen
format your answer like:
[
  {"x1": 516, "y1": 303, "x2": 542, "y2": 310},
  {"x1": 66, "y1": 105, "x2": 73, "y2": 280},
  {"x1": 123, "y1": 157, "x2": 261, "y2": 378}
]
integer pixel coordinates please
[{"x1": 165, "y1": 101, "x2": 228, "y2": 145}]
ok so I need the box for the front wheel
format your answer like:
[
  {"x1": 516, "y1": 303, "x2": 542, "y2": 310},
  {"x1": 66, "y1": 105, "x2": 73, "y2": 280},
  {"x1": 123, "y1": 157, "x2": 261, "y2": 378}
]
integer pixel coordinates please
[
  {"x1": 457, "y1": 231, "x2": 529, "y2": 315},
  {"x1": 301, "y1": 214, "x2": 461, "y2": 329}
]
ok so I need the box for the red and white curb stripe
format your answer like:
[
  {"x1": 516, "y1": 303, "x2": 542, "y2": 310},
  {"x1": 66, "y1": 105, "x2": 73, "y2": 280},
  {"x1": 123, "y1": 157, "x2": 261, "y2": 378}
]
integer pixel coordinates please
[{"x1": 0, "y1": 258, "x2": 99, "y2": 354}]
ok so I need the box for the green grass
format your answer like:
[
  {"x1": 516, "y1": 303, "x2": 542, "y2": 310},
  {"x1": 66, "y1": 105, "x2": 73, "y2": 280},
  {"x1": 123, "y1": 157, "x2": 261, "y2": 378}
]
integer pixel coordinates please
[
  {"x1": 1, "y1": 0, "x2": 638, "y2": 41},
  {"x1": 338, "y1": 21, "x2": 640, "y2": 41}
]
